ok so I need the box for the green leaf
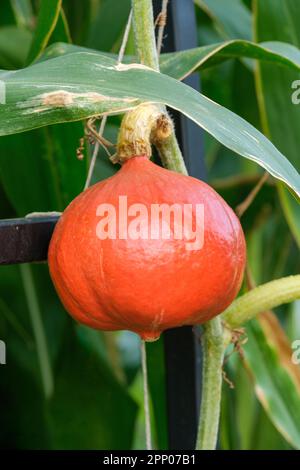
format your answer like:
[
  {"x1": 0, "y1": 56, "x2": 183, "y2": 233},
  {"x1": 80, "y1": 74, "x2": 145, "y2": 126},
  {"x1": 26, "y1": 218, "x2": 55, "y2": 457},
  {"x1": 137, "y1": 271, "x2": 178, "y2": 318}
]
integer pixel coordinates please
[
  {"x1": 0, "y1": 264, "x2": 138, "y2": 449},
  {"x1": 62, "y1": 0, "x2": 92, "y2": 45},
  {"x1": 1, "y1": 52, "x2": 300, "y2": 196},
  {"x1": 146, "y1": 338, "x2": 168, "y2": 450},
  {"x1": 49, "y1": 325, "x2": 138, "y2": 449},
  {"x1": 50, "y1": 9, "x2": 72, "y2": 45},
  {"x1": 87, "y1": 0, "x2": 131, "y2": 52},
  {"x1": 0, "y1": 122, "x2": 88, "y2": 215},
  {"x1": 0, "y1": 1, "x2": 15, "y2": 25},
  {"x1": 0, "y1": 356, "x2": 50, "y2": 448},
  {"x1": 160, "y1": 41, "x2": 300, "y2": 80},
  {"x1": 10, "y1": 0, "x2": 34, "y2": 30},
  {"x1": 278, "y1": 183, "x2": 300, "y2": 247},
  {"x1": 0, "y1": 26, "x2": 32, "y2": 69},
  {"x1": 243, "y1": 314, "x2": 300, "y2": 449},
  {"x1": 41, "y1": 39, "x2": 300, "y2": 81},
  {"x1": 195, "y1": 0, "x2": 252, "y2": 40},
  {"x1": 254, "y1": 0, "x2": 300, "y2": 247},
  {"x1": 26, "y1": 0, "x2": 62, "y2": 65}
]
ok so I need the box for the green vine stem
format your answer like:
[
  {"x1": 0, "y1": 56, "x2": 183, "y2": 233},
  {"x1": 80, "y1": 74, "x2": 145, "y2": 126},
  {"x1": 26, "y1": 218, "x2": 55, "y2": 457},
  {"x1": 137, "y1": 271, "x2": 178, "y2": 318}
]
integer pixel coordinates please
[
  {"x1": 195, "y1": 317, "x2": 225, "y2": 450},
  {"x1": 132, "y1": 0, "x2": 159, "y2": 70},
  {"x1": 155, "y1": 135, "x2": 188, "y2": 175},
  {"x1": 131, "y1": 0, "x2": 187, "y2": 174},
  {"x1": 223, "y1": 274, "x2": 300, "y2": 329}
]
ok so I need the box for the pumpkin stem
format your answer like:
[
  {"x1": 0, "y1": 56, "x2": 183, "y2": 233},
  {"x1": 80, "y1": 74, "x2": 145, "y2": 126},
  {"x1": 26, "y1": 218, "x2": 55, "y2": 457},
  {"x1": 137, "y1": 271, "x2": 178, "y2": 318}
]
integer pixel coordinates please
[{"x1": 115, "y1": 103, "x2": 173, "y2": 164}]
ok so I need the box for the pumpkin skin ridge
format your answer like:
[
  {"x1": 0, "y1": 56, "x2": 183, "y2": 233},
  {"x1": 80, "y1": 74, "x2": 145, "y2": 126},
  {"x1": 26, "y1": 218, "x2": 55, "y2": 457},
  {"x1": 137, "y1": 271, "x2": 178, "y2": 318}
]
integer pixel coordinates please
[{"x1": 48, "y1": 156, "x2": 246, "y2": 340}]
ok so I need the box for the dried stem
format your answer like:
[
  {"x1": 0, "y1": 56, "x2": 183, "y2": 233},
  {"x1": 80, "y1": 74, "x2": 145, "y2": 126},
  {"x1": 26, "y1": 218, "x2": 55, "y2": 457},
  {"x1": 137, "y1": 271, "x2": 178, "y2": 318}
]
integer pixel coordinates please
[
  {"x1": 236, "y1": 171, "x2": 269, "y2": 218},
  {"x1": 156, "y1": 0, "x2": 169, "y2": 54}
]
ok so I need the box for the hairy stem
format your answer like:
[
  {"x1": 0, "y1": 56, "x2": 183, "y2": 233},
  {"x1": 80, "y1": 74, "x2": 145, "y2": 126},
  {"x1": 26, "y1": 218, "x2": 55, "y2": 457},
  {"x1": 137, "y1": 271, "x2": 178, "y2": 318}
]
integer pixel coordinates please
[
  {"x1": 196, "y1": 317, "x2": 225, "y2": 450},
  {"x1": 132, "y1": 0, "x2": 159, "y2": 70},
  {"x1": 223, "y1": 275, "x2": 300, "y2": 329},
  {"x1": 155, "y1": 135, "x2": 188, "y2": 174}
]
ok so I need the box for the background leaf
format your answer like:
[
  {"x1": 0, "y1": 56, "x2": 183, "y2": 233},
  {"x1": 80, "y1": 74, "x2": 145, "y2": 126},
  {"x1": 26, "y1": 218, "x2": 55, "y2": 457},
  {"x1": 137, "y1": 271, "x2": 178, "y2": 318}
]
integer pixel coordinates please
[
  {"x1": 243, "y1": 314, "x2": 300, "y2": 449},
  {"x1": 87, "y1": 0, "x2": 131, "y2": 52},
  {"x1": 26, "y1": 0, "x2": 62, "y2": 65},
  {"x1": 254, "y1": 0, "x2": 300, "y2": 247},
  {"x1": 0, "y1": 26, "x2": 32, "y2": 69},
  {"x1": 195, "y1": 0, "x2": 252, "y2": 41},
  {"x1": 48, "y1": 325, "x2": 138, "y2": 450},
  {"x1": 0, "y1": 122, "x2": 88, "y2": 215},
  {"x1": 1, "y1": 52, "x2": 300, "y2": 196}
]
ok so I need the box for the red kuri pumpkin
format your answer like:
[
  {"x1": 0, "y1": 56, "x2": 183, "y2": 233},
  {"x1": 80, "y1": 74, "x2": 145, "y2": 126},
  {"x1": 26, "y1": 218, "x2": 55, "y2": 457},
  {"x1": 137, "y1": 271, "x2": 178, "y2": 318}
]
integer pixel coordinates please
[{"x1": 48, "y1": 156, "x2": 246, "y2": 341}]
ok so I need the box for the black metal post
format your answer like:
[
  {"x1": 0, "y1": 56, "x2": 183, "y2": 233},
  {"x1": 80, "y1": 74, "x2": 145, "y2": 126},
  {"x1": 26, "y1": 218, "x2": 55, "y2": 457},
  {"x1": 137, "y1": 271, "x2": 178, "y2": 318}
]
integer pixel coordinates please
[
  {"x1": 0, "y1": 216, "x2": 58, "y2": 265},
  {"x1": 153, "y1": 0, "x2": 205, "y2": 450}
]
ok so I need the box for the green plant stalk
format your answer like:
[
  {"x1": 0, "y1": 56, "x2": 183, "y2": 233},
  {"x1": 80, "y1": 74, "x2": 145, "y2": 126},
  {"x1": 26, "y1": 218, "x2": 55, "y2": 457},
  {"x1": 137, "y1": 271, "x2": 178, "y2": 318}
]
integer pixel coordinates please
[
  {"x1": 155, "y1": 136, "x2": 188, "y2": 175},
  {"x1": 131, "y1": 0, "x2": 187, "y2": 174},
  {"x1": 196, "y1": 317, "x2": 225, "y2": 450},
  {"x1": 131, "y1": 0, "x2": 159, "y2": 70},
  {"x1": 131, "y1": 0, "x2": 223, "y2": 451},
  {"x1": 20, "y1": 264, "x2": 54, "y2": 399},
  {"x1": 223, "y1": 275, "x2": 300, "y2": 329}
]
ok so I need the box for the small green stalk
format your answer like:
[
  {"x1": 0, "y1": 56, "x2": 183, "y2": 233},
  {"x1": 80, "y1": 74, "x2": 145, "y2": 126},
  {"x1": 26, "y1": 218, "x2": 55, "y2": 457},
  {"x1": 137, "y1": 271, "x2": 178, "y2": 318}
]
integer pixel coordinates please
[{"x1": 196, "y1": 317, "x2": 225, "y2": 450}]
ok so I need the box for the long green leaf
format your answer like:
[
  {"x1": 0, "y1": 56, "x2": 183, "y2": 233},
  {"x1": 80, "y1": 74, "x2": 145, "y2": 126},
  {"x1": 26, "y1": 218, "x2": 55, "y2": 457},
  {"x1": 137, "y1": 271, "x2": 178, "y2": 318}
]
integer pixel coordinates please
[
  {"x1": 243, "y1": 315, "x2": 300, "y2": 449},
  {"x1": 87, "y1": 0, "x2": 131, "y2": 52},
  {"x1": 42, "y1": 39, "x2": 300, "y2": 80},
  {"x1": 195, "y1": 0, "x2": 252, "y2": 41},
  {"x1": 49, "y1": 326, "x2": 138, "y2": 449},
  {"x1": 254, "y1": 0, "x2": 300, "y2": 247},
  {"x1": 0, "y1": 122, "x2": 88, "y2": 215},
  {"x1": 1, "y1": 51, "x2": 300, "y2": 195},
  {"x1": 26, "y1": 0, "x2": 62, "y2": 65},
  {"x1": 50, "y1": 9, "x2": 72, "y2": 45},
  {"x1": 10, "y1": 0, "x2": 33, "y2": 29},
  {"x1": 0, "y1": 26, "x2": 32, "y2": 69},
  {"x1": 160, "y1": 41, "x2": 300, "y2": 80}
]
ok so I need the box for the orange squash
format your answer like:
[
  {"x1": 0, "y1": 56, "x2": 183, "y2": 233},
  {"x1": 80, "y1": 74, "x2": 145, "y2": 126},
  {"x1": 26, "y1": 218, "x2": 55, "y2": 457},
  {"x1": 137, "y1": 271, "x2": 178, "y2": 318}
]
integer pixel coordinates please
[{"x1": 48, "y1": 156, "x2": 246, "y2": 340}]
